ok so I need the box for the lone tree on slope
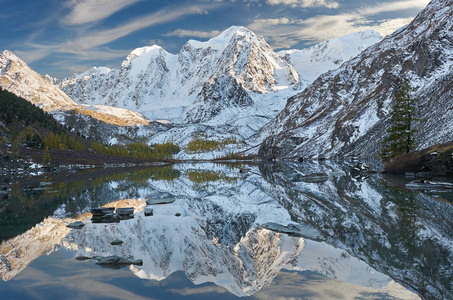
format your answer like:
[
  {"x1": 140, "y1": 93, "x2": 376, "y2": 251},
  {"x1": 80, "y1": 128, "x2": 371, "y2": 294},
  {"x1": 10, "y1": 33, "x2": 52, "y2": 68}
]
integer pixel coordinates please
[{"x1": 380, "y1": 79, "x2": 421, "y2": 161}]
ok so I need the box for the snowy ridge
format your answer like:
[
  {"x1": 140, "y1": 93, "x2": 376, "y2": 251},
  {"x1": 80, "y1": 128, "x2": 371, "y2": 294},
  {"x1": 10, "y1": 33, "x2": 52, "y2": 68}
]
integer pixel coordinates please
[
  {"x1": 60, "y1": 26, "x2": 299, "y2": 124},
  {"x1": 279, "y1": 30, "x2": 383, "y2": 90},
  {"x1": 259, "y1": 0, "x2": 453, "y2": 160},
  {"x1": 0, "y1": 50, "x2": 78, "y2": 111},
  {"x1": 0, "y1": 50, "x2": 154, "y2": 129},
  {"x1": 59, "y1": 27, "x2": 381, "y2": 126},
  {"x1": 58, "y1": 26, "x2": 384, "y2": 154}
]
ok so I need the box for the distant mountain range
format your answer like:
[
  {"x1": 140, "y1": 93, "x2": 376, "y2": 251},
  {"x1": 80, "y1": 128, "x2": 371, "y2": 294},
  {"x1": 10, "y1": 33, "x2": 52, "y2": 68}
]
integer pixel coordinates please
[{"x1": 2, "y1": 0, "x2": 451, "y2": 160}]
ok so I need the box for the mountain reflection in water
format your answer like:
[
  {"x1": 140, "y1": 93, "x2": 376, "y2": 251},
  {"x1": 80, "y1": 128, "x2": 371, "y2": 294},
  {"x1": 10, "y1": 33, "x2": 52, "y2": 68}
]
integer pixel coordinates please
[{"x1": 1, "y1": 162, "x2": 452, "y2": 299}]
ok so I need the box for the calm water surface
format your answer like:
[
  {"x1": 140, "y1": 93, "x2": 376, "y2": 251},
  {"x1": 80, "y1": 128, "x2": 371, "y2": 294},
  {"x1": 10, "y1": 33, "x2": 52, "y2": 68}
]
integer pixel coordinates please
[{"x1": 1, "y1": 162, "x2": 452, "y2": 300}]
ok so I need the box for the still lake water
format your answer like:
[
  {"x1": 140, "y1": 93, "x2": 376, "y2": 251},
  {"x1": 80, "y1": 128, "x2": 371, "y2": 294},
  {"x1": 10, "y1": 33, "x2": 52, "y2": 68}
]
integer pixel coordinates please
[{"x1": 1, "y1": 162, "x2": 452, "y2": 300}]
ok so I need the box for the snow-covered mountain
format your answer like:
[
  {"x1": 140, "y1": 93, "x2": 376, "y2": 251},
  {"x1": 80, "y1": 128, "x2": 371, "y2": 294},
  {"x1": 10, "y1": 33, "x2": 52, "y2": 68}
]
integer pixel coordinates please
[
  {"x1": 0, "y1": 50, "x2": 78, "y2": 111},
  {"x1": 60, "y1": 26, "x2": 382, "y2": 129},
  {"x1": 278, "y1": 30, "x2": 383, "y2": 90},
  {"x1": 61, "y1": 26, "x2": 298, "y2": 124},
  {"x1": 259, "y1": 0, "x2": 453, "y2": 160},
  {"x1": 0, "y1": 50, "x2": 168, "y2": 144},
  {"x1": 0, "y1": 50, "x2": 153, "y2": 129}
]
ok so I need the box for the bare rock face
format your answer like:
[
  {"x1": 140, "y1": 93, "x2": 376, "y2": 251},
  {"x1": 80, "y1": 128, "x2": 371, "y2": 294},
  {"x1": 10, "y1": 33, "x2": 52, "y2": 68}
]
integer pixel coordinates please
[
  {"x1": 259, "y1": 0, "x2": 453, "y2": 160},
  {"x1": 184, "y1": 75, "x2": 253, "y2": 123}
]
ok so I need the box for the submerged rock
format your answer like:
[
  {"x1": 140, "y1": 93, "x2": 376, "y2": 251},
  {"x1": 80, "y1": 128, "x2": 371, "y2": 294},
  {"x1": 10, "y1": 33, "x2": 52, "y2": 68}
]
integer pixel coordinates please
[
  {"x1": 301, "y1": 173, "x2": 329, "y2": 183},
  {"x1": 110, "y1": 239, "x2": 124, "y2": 246},
  {"x1": 406, "y1": 179, "x2": 453, "y2": 190},
  {"x1": 146, "y1": 198, "x2": 175, "y2": 205},
  {"x1": 75, "y1": 255, "x2": 92, "y2": 261},
  {"x1": 66, "y1": 221, "x2": 85, "y2": 229},
  {"x1": 261, "y1": 222, "x2": 325, "y2": 241},
  {"x1": 93, "y1": 255, "x2": 143, "y2": 269},
  {"x1": 144, "y1": 206, "x2": 154, "y2": 216}
]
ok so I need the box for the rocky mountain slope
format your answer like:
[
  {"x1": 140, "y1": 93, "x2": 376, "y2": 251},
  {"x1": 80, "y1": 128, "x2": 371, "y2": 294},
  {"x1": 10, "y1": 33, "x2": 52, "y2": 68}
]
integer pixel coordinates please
[
  {"x1": 0, "y1": 50, "x2": 78, "y2": 112},
  {"x1": 259, "y1": 0, "x2": 453, "y2": 160},
  {"x1": 0, "y1": 50, "x2": 166, "y2": 144},
  {"x1": 279, "y1": 30, "x2": 383, "y2": 90},
  {"x1": 0, "y1": 50, "x2": 152, "y2": 127}
]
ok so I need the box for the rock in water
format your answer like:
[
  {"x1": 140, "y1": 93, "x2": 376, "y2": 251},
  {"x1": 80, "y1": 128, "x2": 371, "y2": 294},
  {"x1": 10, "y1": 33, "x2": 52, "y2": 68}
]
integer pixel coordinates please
[
  {"x1": 261, "y1": 222, "x2": 325, "y2": 241},
  {"x1": 116, "y1": 207, "x2": 134, "y2": 216},
  {"x1": 110, "y1": 239, "x2": 124, "y2": 246},
  {"x1": 66, "y1": 221, "x2": 85, "y2": 229},
  {"x1": 75, "y1": 255, "x2": 92, "y2": 261},
  {"x1": 144, "y1": 206, "x2": 154, "y2": 216},
  {"x1": 146, "y1": 198, "x2": 175, "y2": 205},
  {"x1": 301, "y1": 173, "x2": 329, "y2": 183}
]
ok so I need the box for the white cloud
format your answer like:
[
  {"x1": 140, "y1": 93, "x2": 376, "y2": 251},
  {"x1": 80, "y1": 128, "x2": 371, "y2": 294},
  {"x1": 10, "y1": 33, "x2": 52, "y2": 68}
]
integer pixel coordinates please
[
  {"x1": 248, "y1": 0, "x2": 430, "y2": 49},
  {"x1": 64, "y1": 0, "x2": 142, "y2": 25},
  {"x1": 17, "y1": 2, "x2": 221, "y2": 68},
  {"x1": 164, "y1": 29, "x2": 222, "y2": 38},
  {"x1": 14, "y1": 48, "x2": 53, "y2": 63},
  {"x1": 357, "y1": 0, "x2": 430, "y2": 16},
  {"x1": 266, "y1": 0, "x2": 340, "y2": 9},
  {"x1": 60, "y1": 5, "x2": 212, "y2": 51}
]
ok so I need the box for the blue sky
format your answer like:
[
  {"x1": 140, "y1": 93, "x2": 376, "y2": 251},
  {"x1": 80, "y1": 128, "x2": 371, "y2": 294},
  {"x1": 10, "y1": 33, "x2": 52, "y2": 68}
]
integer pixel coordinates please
[{"x1": 0, "y1": 0, "x2": 430, "y2": 79}]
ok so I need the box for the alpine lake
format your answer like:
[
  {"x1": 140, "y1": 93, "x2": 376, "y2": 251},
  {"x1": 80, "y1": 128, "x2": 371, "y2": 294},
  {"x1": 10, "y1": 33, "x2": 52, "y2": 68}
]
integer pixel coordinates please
[{"x1": 1, "y1": 162, "x2": 452, "y2": 300}]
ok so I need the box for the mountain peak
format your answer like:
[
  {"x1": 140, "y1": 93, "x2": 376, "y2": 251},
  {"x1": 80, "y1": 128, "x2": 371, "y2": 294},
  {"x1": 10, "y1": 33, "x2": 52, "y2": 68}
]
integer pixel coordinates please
[
  {"x1": 130, "y1": 45, "x2": 166, "y2": 57},
  {"x1": 1, "y1": 49, "x2": 15, "y2": 58},
  {"x1": 218, "y1": 26, "x2": 254, "y2": 38},
  {"x1": 0, "y1": 49, "x2": 78, "y2": 111},
  {"x1": 184, "y1": 26, "x2": 257, "y2": 51},
  {"x1": 1, "y1": 50, "x2": 24, "y2": 67}
]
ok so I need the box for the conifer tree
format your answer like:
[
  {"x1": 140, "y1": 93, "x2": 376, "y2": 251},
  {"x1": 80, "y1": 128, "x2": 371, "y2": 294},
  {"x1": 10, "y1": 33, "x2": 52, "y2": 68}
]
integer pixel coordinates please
[
  {"x1": 380, "y1": 79, "x2": 421, "y2": 161},
  {"x1": 43, "y1": 147, "x2": 51, "y2": 166}
]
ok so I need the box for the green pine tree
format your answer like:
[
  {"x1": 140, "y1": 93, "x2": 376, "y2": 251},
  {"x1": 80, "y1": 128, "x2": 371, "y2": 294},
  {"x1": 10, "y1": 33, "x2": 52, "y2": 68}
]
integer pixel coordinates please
[{"x1": 380, "y1": 79, "x2": 421, "y2": 161}]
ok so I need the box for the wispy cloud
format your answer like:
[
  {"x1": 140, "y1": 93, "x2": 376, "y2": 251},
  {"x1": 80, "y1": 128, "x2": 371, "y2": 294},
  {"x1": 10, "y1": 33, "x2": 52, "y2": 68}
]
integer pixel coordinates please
[
  {"x1": 266, "y1": 0, "x2": 340, "y2": 9},
  {"x1": 248, "y1": 0, "x2": 430, "y2": 49},
  {"x1": 61, "y1": 5, "x2": 211, "y2": 51},
  {"x1": 19, "y1": 2, "x2": 220, "y2": 65},
  {"x1": 356, "y1": 0, "x2": 430, "y2": 16},
  {"x1": 63, "y1": 0, "x2": 143, "y2": 25},
  {"x1": 164, "y1": 29, "x2": 222, "y2": 38}
]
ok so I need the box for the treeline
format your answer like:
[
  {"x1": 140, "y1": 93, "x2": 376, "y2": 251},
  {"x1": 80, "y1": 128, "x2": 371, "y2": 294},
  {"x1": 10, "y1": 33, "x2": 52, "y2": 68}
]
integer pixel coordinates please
[
  {"x1": 0, "y1": 87, "x2": 62, "y2": 132},
  {"x1": 185, "y1": 134, "x2": 242, "y2": 153},
  {"x1": 12, "y1": 126, "x2": 180, "y2": 161},
  {"x1": 89, "y1": 141, "x2": 180, "y2": 160}
]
